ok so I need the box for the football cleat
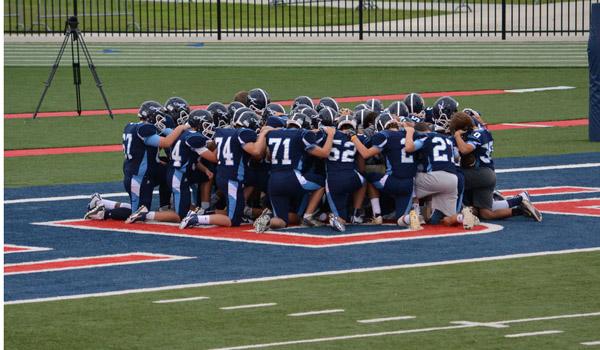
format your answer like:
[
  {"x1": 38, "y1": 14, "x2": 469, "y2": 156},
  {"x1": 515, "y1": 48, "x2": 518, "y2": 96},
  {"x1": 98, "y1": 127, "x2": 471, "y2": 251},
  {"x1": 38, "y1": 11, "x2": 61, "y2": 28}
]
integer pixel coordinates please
[
  {"x1": 368, "y1": 215, "x2": 383, "y2": 225},
  {"x1": 461, "y1": 206, "x2": 478, "y2": 230},
  {"x1": 84, "y1": 204, "x2": 105, "y2": 220},
  {"x1": 125, "y1": 205, "x2": 148, "y2": 224},
  {"x1": 351, "y1": 215, "x2": 364, "y2": 224},
  {"x1": 303, "y1": 214, "x2": 324, "y2": 227},
  {"x1": 254, "y1": 208, "x2": 273, "y2": 233},
  {"x1": 408, "y1": 209, "x2": 422, "y2": 230},
  {"x1": 179, "y1": 209, "x2": 199, "y2": 229},
  {"x1": 87, "y1": 192, "x2": 103, "y2": 210},
  {"x1": 328, "y1": 213, "x2": 346, "y2": 232},
  {"x1": 520, "y1": 191, "x2": 543, "y2": 222}
]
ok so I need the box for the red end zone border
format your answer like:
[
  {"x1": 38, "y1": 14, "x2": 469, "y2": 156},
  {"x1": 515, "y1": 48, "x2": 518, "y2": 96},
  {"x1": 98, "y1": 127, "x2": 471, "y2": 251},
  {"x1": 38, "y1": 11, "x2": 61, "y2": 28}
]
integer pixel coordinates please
[
  {"x1": 4, "y1": 252, "x2": 194, "y2": 275},
  {"x1": 500, "y1": 186, "x2": 600, "y2": 197},
  {"x1": 34, "y1": 220, "x2": 504, "y2": 248}
]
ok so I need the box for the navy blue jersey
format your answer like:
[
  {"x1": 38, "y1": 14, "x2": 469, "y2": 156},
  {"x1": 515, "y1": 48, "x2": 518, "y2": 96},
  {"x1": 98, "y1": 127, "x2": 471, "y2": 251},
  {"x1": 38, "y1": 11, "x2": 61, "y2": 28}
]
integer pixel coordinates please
[
  {"x1": 267, "y1": 128, "x2": 318, "y2": 172},
  {"x1": 370, "y1": 129, "x2": 418, "y2": 179},
  {"x1": 214, "y1": 127, "x2": 257, "y2": 181},
  {"x1": 169, "y1": 130, "x2": 209, "y2": 173},
  {"x1": 466, "y1": 128, "x2": 495, "y2": 169},
  {"x1": 326, "y1": 131, "x2": 361, "y2": 173},
  {"x1": 415, "y1": 132, "x2": 456, "y2": 174},
  {"x1": 122, "y1": 122, "x2": 161, "y2": 177}
]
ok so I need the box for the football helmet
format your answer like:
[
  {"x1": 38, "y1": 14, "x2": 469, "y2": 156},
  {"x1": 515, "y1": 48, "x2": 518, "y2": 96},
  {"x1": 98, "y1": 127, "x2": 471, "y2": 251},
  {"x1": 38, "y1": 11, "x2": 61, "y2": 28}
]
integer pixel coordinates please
[
  {"x1": 263, "y1": 103, "x2": 286, "y2": 118},
  {"x1": 375, "y1": 112, "x2": 396, "y2": 132},
  {"x1": 354, "y1": 103, "x2": 370, "y2": 112},
  {"x1": 316, "y1": 97, "x2": 340, "y2": 112},
  {"x1": 432, "y1": 96, "x2": 459, "y2": 133},
  {"x1": 318, "y1": 106, "x2": 338, "y2": 127},
  {"x1": 386, "y1": 101, "x2": 409, "y2": 118},
  {"x1": 365, "y1": 98, "x2": 383, "y2": 113},
  {"x1": 287, "y1": 112, "x2": 310, "y2": 129},
  {"x1": 188, "y1": 109, "x2": 216, "y2": 139},
  {"x1": 227, "y1": 101, "x2": 246, "y2": 120},
  {"x1": 234, "y1": 110, "x2": 260, "y2": 131},
  {"x1": 232, "y1": 106, "x2": 252, "y2": 126},
  {"x1": 138, "y1": 101, "x2": 166, "y2": 124},
  {"x1": 337, "y1": 114, "x2": 357, "y2": 130},
  {"x1": 164, "y1": 97, "x2": 191, "y2": 126},
  {"x1": 292, "y1": 96, "x2": 315, "y2": 110},
  {"x1": 299, "y1": 106, "x2": 318, "y2": 119},
  {"x1": 403, "y1": 93, "x2": 425, "y2": 115},
  {"x1": 462, "y1": 108, "x2": 485, "y2": 128},
  {"x1": 247, "y1": 88, "x2": 271, "y2": 112},
  {"x1": 207, "y1": 102, "x2": 230, "y2": 128}
]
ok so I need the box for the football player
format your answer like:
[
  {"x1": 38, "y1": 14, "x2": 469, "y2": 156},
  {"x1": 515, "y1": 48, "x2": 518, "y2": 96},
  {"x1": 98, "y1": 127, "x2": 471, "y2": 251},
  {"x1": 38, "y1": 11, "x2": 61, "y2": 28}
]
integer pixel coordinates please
[
  {"x1": 180, "y1": 111, "x2": 273, "y2": 228},
  {"x1": 253, "y1": 113, "x2": 336, "y2": 232},
  {"x1": 85, "y1": 101, "x2": 188, "y2": 221}
]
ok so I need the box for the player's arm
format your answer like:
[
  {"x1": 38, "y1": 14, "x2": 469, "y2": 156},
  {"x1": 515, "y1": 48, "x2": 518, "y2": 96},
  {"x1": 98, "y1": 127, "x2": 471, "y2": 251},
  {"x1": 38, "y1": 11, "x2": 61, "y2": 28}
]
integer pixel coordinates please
[
  {"x1": 307, "y1": 127, "x2": 336, "y2": 159},
  {"x1": 351, "y1": 133, "x2": 381, "y2": 159},
  {"x1": 159, "y1": 124, "x2": 189, "y2": 149},
  {"x1": 454, "y1": 130, "x2": 476, "y2": 154},
  {"x1": 242, "y1": 126, "x2": 273, "y2": 159},
  {"x1": 403, "y1": 126, "x2": 417, "y2": 153}
]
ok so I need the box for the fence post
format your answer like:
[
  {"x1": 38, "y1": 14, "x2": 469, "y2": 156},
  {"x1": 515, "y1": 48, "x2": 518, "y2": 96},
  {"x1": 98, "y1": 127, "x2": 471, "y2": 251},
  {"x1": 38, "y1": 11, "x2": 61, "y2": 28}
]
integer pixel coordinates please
[
  {"x1": 501, "y1": 0, "x2": 506, "y2": 40},
  {"x1": 589, "y1": 3, "x2": 600, "y2": 141},
  {"x1": 217, "y1": 0, "x2": 222, "y2": 40},
  {"x1": 358, "y1": 0, "x2": 364, "y2": 40}
]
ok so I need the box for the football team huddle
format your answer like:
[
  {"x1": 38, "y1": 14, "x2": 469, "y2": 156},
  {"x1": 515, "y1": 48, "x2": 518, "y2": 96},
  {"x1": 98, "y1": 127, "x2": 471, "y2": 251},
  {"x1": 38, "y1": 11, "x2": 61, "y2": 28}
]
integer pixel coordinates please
[{"x1": 84, "y1": 88, "x2": 543, "y2": 233}]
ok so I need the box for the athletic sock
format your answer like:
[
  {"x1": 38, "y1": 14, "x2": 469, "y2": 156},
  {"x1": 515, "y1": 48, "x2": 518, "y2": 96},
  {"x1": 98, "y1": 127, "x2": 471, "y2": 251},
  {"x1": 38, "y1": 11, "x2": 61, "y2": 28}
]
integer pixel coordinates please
[
  {"x1": 145, "y1": 212, "x2": 156, "y2": 221},
  {"x1": 492, "y1": 200, "x2": 510, "y2": 211},
  {"x1": 100, "y1": 199, "x2": 119, "y2": 210},
  {"x1": 507, "y1": 195, "x2": 523, "y2": 208},
  {"x1": 197, "y1": 215, "x2": 211, "y2": 225},
  {"x1": 456, "y1": 213, "x2": 464, "y2": 223},
  {"x1": 370, "y1": 198, "x2": 381, "y2": 216}
]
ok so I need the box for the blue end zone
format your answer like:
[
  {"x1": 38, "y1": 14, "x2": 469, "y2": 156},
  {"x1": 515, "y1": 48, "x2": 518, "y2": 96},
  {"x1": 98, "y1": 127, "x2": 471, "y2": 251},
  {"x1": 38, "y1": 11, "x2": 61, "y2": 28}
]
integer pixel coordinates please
[{"x1": 5, "y1": 153, "x2": 600, "y2": 302}]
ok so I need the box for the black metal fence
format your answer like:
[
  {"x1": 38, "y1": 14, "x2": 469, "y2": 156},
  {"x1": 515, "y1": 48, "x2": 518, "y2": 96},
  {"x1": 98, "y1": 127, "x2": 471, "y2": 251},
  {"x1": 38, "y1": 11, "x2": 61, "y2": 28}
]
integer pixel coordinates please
[{"x1": 4, "y1": 0, "x2": 597, "y2": 39}]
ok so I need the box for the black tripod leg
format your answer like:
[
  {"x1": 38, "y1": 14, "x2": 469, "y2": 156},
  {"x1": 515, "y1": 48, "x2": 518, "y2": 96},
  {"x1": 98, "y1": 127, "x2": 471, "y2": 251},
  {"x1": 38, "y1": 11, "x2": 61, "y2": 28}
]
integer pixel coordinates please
[
  {"x1": 78, "y1": 33, "x2": 114, "y2": 119},
  {"x1": 72, "y1": 38, "x2": 82, "y2": 116},
  {"x1": 32, "y1": 33, "x2": 71, "y2": 119}
]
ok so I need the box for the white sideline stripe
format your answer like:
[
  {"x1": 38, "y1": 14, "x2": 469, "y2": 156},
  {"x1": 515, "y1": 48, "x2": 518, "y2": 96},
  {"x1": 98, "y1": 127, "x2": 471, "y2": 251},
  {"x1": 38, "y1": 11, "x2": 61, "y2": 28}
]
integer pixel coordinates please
[
  {"x1": 505, "y1": 86, "x2": 575, "y2": 93},
  {"x1": 220, "y1": 303, "x2": 277, "y2": 310},
  {"x1": 582, "y1": 341, "x2": 600, "y2": 346},
  {"x1": 4, "y1": 244, "x2": 53, "y2": 254},
  {"x1": 495, "y1": 163, "x2": 600, "y2": 174},
  {"x1": 153, "y1": 296, "x2": 210, "y2": 304},
  {"x1": 211, "y1": 312, "x2": 600, "y2": 350},
  {"x1": 288, "y1": 309, "x2": 345, "y2": 317},
  {"x1": 495, "y1": 311, "x2": 600, "y2": 325},
  {"x1": 357, "y1": 316, "x2": 416, "y2": 324},
  {"x1": 5, "y1": 247, "x2": 600, "y2": 305},
  {"x1": 501, "y1": 123, "x2": 552, "y2": 128},
  {"x1": 505, "y1": 330, "x2": 563, "y2": 338},
  {"x1": 7, "y1": 163, "x2": 600, "y2": 205}
]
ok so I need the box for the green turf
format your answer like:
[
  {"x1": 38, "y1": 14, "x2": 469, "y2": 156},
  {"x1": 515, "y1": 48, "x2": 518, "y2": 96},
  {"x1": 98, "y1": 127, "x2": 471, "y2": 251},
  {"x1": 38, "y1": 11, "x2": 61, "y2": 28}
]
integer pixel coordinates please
[{"x1": 6, "y1": 251, "x2": 600, "y2": 350}]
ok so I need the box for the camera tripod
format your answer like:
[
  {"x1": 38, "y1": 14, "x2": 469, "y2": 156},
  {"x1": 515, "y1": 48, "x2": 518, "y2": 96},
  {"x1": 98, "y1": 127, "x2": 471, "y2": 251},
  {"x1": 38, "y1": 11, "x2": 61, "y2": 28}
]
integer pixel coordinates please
[{"x1": 33, "y1": 15, "x2": 113, "y2": 119}]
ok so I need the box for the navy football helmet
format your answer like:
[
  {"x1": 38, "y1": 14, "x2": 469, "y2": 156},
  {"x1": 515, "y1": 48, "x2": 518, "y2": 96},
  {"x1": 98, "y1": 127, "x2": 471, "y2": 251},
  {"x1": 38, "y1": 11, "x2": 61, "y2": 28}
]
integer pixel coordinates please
[
  {"x1": 247, "y1": 88, "x2": 271, "y2": 113},
  {"x1": 354, "y1": 103, "x2": 370, "y2": 112},
  {"x1": 316, "y1": 97, "x2": 339, "y2": 112},
  {"x1": 318, "y1": 107, "x2": 338, "y2": 127},
  {"x1": 337, "y1": 114, "x2": 357, "y2": 130},
  {"x1": 188, "y1": 109, "x2": 215, "y2": 139},
  {"x1": 138, "y1": 101, "x2": 166, "y2": 124},
  {"x1": 234, "y1": 110, "x2": 260, "y2": 131},
  {"x1": 263, "y1": 103, "x2": 286, "y2": 118},
  {"x1": 207, "y1": 102, "x2": 230, "y2": 128},
  {"x1": 164, "y1": 97, "x2": 191, "y2": 126},
  {"x1": 292, "y1": 96, "x2": 315, "y2": 110},
  {"x1": 462, "y1": 108, "x2": 485, "y2": 128},
  {"x1": 403, "y1": 93, "x2": 425, "y2": 115},
  {"x1": 365, "y1": 99, "x2": 383, "y2": 113},
  {"x1": 432, "y1": 96, "x2": 459, "y2": 133},
  {"x1": 386, "y1": 101, "x2": 410, "y2": 118},
  {"x1": 227, "y1": 101, "x2": 246, "y2": 121},
  {"x1": 232, "y1": 106, "x2": 252, "y2": 126},
  {"x1": 375, "y1": 112, "x2": 396, "y2": 132},
  {"x1": 287, "y1": 112, "x2": 310, "y2": 129}
]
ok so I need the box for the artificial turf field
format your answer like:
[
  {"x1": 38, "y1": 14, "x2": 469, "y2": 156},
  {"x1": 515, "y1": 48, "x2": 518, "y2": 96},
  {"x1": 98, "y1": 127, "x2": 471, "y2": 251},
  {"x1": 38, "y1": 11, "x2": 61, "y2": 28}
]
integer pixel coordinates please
[{"x1": 4, "y1": 52, "x2": 600, "y2": 349}]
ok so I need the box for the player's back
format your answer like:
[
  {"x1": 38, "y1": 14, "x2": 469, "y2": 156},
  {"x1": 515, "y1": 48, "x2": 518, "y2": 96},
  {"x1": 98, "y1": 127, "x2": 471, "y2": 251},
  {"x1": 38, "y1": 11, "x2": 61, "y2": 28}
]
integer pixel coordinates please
[
  {"x1": 467, "y1": 128, "x2": 495, "y2": 169},
  {"x1": 170, "y1": 130, "x2": 208, "y2": 173},
  {"x1": 418, "y1": 132, "x2": 456, "y2": 174},
  {"x1": 326, "y1": 130, "x2": 358, "y2": 173},
  {"x1": 122, "y1": 122, "x2": 159, "y2": 177},
  {"x1": 374, "y1": 129, "x2": 418, "y2": 179},
  {"x1": 214, "y1": 127, "x2": 256, "y2": 181},
  {"x1": 267, "y1": 128, "x2": 314, "y2": 172}
]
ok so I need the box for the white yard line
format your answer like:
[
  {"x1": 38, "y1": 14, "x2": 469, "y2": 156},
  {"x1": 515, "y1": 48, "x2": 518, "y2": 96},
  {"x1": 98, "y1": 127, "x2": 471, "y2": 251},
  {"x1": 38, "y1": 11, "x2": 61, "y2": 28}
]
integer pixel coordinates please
[
  {"x1": 504, "y1": 330, "x2": 563, "y2": 338},
  {"x1": 500, "y1": 123, "x2": 553, "y2": 128},
  {"x1": 6, "y1": 247, "x2": 600, "y2": 305},
  {"x1": 288, "y1": 309, "x2": 345, "y2": 317},
  {"x1": 7, "y1": 162, "x2": 600, "y2": 205},
  {"x1": 505, "y1": 86, "x2": 575, "y2": 93},
  {"x1": 220, "y1": 303, "x2": 277, "y2": 310},
  {"x1": 357, "y1": 316, "x2": 416, "y2": 324},
  {"x1": 582, "y1": 340, "x2": 600, "y2": 346},
  {"x1": 153, "y1": 296, "x2": 210, "y2": 304}
]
